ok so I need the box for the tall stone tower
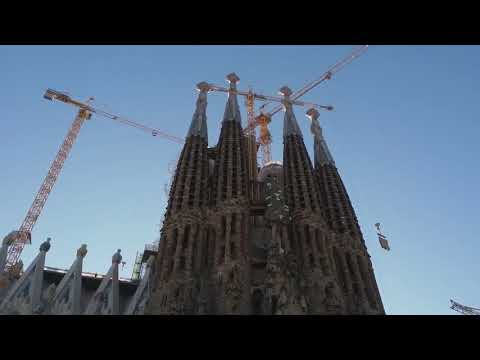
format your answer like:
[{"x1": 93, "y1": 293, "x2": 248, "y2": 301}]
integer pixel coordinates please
[
  {"x1": 280, "y1": 86, "x2": 345, "y2": 314},
  {"x1": 208, "y1": 73, "x2": 251, "y2": 314},
  {"x1": 147, "y1": 82, "x2": 211, "y2": 314},
  {"x1": 146, "y1": 75, "x2": 385, "y2": 315},
  {"x1": 307, "y1": 108, "x2": 384, "y2": 314}
]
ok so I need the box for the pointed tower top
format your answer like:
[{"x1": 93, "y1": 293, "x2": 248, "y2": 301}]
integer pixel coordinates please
[
  {"x1": 226, "y1": 72, "x2": 240, "y2": 86},
  {"x1": 40, "y1": 238, "x2": 51, "y2": 252},
  {"x1": 279, "y1": 86, "x2": 293, "y2": 97},
  {"x1": 223, "y1": 73, "x2": 242, "y2": 123},
  {"x1": 76, "y1": 244, "x2": 88, "y2": 258},
  {"x1": 306, "y1": 107, "x2": 335, "y2": 166},
  {"x1": 306, "y1": 108, "x2": 320, "y2": 120},
  {"x1": 186, "y1": 81, "x2": 209, "y2": 141},
  {"x1": 112, "y1": 249, "x2": 122, "y2": 264},
  {"x1": 281, "y1": 86, "x2": 302, "y2": 137},
  {"x1": 306, "y1": 107, "x2": 324, "y2": 139},
  {"x1": 2, "y1": 231, "x2": 16, "y2": 246},
  {"x1": 196, "y1": 81, "x2": 211, "y2": 92}
]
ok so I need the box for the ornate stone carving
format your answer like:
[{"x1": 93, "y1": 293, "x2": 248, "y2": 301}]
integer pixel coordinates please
[
  {"x1": 323, "y1": 281, "x2": 345, "y2": 314},
  {"x1": 223, "y1": 263, "x2": 245, "y2": 313},
  {"x1": 264, "y1": 237, "x2": 306, "y2": 315}
]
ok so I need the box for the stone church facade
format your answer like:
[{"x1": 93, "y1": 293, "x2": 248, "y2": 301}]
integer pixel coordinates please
[
  {"x1": 0, "y1": 73, "x2": 384, "y2": 315},
  {"x1": 146, "y1": 74, "x2": 384, "y2": 315}
]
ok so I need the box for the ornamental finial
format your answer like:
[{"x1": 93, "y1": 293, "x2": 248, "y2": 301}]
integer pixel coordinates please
[{"x1": 112, "y1": 249, "x2": 122, "y2": 264}]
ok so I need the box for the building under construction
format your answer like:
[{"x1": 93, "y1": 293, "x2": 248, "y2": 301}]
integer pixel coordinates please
[
  {"x1": 0, "y1": 46, "x2": 388, "y2": 315},
  {"x1": 144, "y1": 74, "x2": 384, "y2": 315}
]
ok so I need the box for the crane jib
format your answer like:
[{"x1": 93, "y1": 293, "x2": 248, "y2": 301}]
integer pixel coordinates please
[{"x1": 3, "y1": 89, "x2": 184, "y2": 271}]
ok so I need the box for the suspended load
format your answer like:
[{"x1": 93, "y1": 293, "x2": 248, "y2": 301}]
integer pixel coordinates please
[{"x1": 375, "y1": 222, "x2": 390, "y2": 251}]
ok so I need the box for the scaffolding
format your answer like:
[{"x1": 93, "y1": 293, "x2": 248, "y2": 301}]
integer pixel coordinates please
[
  {"x1": 131, "y1": 242, "x2": 159, "y2": 281},
  {"x1": 131, "y1": 252, "x2": 143, "y2": 281}
]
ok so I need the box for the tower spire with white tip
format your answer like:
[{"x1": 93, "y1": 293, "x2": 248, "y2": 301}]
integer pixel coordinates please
[
  {"x1": 223, "y1": 73, "x2": 242, "y2": 123},
  {"x1": 187, "y1": 82, "x2": 210, "y2": 142},
  {"x1": 306, "y1": 108, "x2": 335, "y2": 166},
  {"x1": 280, "y1": 86, "x2": 303, "y2": 137}
]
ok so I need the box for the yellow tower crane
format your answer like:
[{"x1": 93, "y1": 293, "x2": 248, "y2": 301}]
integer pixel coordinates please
[{"x1": 3, "y1": 89, "x2": 183, "y2": 271}]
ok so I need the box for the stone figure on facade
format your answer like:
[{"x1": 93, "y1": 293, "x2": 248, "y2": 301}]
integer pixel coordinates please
[
  {"x1": 224, "y1": 263, "x2": 244, "y2": 313},
  {"x1": 323, "y1": 281, "x2": 345, "y2": 314}
]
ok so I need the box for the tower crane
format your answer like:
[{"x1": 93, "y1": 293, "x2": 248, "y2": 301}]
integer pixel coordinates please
[
  {"x1": 251, "y1": 45, "x2": 369, "y2": 165},
  {"x1": 206, "y1": 78, "x2": 333, "y2": 172},
  {"x1": 450, "y1": 300, "x2": 480, "y2": 315},
  {"x1": 3, "y1": 89, "x2": 183, "y2": 271},
  {"x1": 207, "y1": 82, "x2": 332, "y2": 115}
]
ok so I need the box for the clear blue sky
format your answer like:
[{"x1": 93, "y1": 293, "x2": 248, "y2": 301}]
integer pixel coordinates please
[{"x1": 1, "y1": 45, "x2": 478, "y2": 315}]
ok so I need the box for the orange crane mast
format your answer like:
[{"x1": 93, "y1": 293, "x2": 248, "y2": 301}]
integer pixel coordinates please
[{"x1": 3, "y1": 89, "x2": 183, "y2": 271}]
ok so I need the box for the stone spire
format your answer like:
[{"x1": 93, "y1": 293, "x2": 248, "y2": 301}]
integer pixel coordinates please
[
  {"x1": 306, "y1": 109, "x2": 385, "y2": 314},
  {"x1": 280, "y1": 87, "x2": 349, "y2": 314},
  {"x1": 281, "y1": 86, "x2": 303, "y2": 138},
  {"x1": 112, "y1": 249, "x2": 122, "y2": 264},
  {"x1": 148, "y1": 80, "x2": 213, "y2": 315},
  {"x1": 211, "y1": 72, "x2": 248, "y2": 205},
  {"x1": 308, "y1": 107, "x2": 362, "y2": 237},
  {"x1": 126, "y1": 255, "x2": 155, "y2": 315},
  {"x1": 281, "y1": 86, "x2": 320, "y2": 214},
  {"x1": 50, "y1": 244, "x2": 88, "y2": 315},
  {"x1": 223, "y1": 73, "x2": 242, "y2": 123},
  {"x1": 0, "y1": 232, "x2": 16, "y2": 274},
  {"x1": 0, "y1": 237, "x2": 51, "y2": 314},
  {"x1": 164, "y1": 82, "x2": 211, "y2": 219},
  {"x1": 306, "y1": 108, "x2": 335, "y2": 166},
  {"x1": 187, "y1": 82, "x2": 209, "y2": 141},
  {"x1": 85, "y1": 249, "x2": 122, "y2": 315},
  {"x1": 207, "y1": 72, "x2": 250, "y2": 314}
]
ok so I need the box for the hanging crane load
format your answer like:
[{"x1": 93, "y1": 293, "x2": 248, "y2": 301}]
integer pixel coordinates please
[
  {"x1": 375, "y1": 222, "x2": 391, "y2": 251},
  {"x1": 450, "y1": 300, "x2": 480, "y2": 315},
  {"x1": 3, "y1": 89, "x2": 184, "y2": 272}
]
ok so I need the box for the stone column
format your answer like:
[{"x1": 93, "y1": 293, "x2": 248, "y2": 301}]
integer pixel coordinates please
[
  {"x1": 208, "y1": 227, "x2": 216, "y2": 268},
  {"x1": 161, "y1": 228, "x2": 175, "y2": 281},
  {"x1": 111, "y1": 249, "x2": 122, "y2": 315},
  {"x1": 155, "y1": 233, "x2": 168, "y2": 282},
  {"x1": 241, "y1": 214, "x2": 248, "y2": 257},
  {"x1": 309, "y1": 228, "x2": 320, "y2": 267},
  {"x1": 0, "y1": 232, "x2": 15, "y2": 273},
  {"x1": 337, "y1": 249, "x2": 358, "y2": 312},
  {"x1": 214, "y1": 222, "x2": 222, "y2": 266},
  {"x1": 173, "y1": 227, "x2": 185, "y2": 273},
  {"x1": 359, "y1": 254, "x2": 384, "y2": 313},
  {"x1": 347, "y1": 252, "x2": 368, "y2": 307},
  {"x1": 31, "y1": 238, "x2": 51, "y2": 313},
  {"x1": 194, "y1": 227, "x2": 206, "y2": 273},
  {"x1": 72, "y1": 244, "x2": 87, "y2": 315},
  {"x1": 298, "y1": 227, "x2": 310, "y2": 271},
  {"x1": 185, "y1": 224, "x2": 198, "y2": 277},
  {"x1": 225, "y1": 215, "x2": 232, "y2": 263},
  {"x1": 271, "y1": 223, "x2": 278, "y2": 250}
]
